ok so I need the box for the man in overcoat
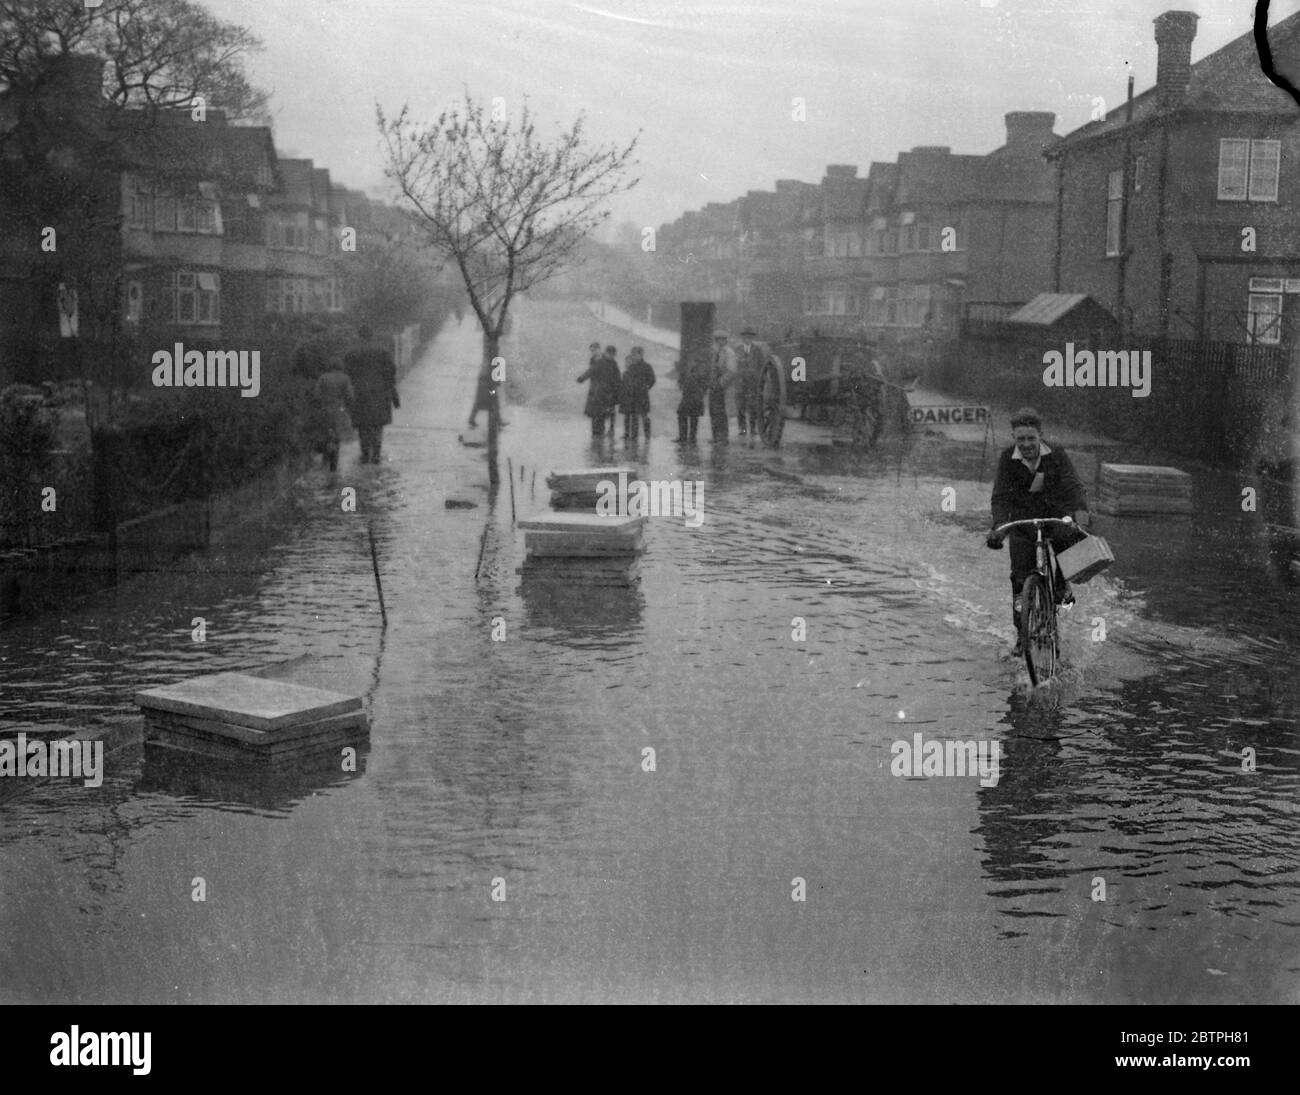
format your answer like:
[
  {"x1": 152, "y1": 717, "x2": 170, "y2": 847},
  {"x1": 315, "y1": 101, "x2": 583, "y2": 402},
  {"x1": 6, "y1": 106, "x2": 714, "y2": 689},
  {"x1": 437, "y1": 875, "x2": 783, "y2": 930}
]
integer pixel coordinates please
[
  {"x1": 735, "y1": 327, "x2": 766, "y2": 437},
  {"x1": 619, "y1": 346, "x2": 656, "y2": 441},
  {"x1": 577, "y1": 343, "x2": 621, "y2": 438},
  {"x1": 707, "y1": 331, "x2": 738, "y2": 444},
  {"x1": 343, "y1": 325, "x2": 400, "y2": 464}
]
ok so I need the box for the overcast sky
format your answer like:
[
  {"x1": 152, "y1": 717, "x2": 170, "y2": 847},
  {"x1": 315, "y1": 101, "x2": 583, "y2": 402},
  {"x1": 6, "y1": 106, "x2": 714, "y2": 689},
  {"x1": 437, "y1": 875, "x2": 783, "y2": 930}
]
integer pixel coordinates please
[{"x1": 202, "y1": 0, "x2": 1300, "y2": 228}]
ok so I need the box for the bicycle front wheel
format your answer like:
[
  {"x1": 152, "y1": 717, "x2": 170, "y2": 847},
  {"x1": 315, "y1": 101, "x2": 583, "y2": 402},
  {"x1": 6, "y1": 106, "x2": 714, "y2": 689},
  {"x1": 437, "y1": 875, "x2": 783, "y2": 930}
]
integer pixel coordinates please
[{"x1": 1021, "y1": 574, "x2": 1058, "y2": 686}]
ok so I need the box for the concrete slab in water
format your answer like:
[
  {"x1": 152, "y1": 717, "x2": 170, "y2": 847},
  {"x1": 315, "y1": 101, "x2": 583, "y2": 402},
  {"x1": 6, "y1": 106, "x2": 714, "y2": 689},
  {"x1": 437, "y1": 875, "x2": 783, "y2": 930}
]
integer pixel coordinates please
[
  {"x1": 518, "y1": 512, "x2": 646, "y2": 534},
  {"x1": 547, "y1": 467, "x2": 637, "y2": 482},
  {"x1": 135, "y1": 671, "x2": 362, "y2": 731}
]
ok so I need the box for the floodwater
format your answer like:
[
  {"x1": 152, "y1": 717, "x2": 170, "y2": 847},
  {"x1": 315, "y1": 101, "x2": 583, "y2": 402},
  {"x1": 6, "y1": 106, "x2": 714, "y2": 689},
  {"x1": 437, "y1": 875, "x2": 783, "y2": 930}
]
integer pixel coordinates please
[{"x1": 1, "y1": 300, "x2": 1298, "y2": 1003}]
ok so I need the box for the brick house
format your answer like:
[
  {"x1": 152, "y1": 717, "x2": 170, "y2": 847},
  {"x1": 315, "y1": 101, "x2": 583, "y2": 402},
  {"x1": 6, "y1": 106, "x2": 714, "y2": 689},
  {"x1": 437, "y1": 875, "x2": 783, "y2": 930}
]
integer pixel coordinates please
[
  {"x1": 861, "y1": 116, "x2": 1058, "y2": 347},
  {"x1": 1050, "y1": 9, "x2": 1300, "y2": 344},
  {"x1": 118, "y1": 108, "x2": 282, "y2": 349}
]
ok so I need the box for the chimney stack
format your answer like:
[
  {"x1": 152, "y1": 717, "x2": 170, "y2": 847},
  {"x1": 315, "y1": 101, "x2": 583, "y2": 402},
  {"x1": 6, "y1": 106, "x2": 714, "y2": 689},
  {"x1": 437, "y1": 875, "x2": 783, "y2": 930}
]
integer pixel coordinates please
[
  {"x1": 1153, "y1": 11, "x2": 1199, "y2": 112},
  {"x1": 1004, "y1": 111, "x2": 1056, "y2": 152}
]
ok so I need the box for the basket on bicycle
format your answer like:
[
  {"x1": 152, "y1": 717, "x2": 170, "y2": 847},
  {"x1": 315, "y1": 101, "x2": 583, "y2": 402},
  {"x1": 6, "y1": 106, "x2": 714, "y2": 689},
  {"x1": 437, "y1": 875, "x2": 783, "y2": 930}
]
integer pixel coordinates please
[{"x1": 1056, "y1": 534, "x2": 1115, "y2": 583}]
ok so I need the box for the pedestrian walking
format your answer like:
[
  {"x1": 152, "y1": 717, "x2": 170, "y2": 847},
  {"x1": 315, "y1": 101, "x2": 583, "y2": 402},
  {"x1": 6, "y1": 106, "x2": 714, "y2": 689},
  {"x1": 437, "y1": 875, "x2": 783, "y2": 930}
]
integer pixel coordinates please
[
  {"x1": 577, "y1": 341, "x2": 621, "y2": 438},
  {"x1": 708, "y1": 330, "x2": 738, "y2": 443},
  {"x1": 620, "y1": 346, "x2": 656, "y2": 441},
  {"x1": 675, "y1": 355, "x2": 707, "y2": 443},
  {"x1": 735, "y1": 327, "x2": 765, "y2": 437},
  {"x1": 312, "y1": 365, "x2": 355, "y2": 472},
  {"x1": 985, "y1": 407, "x2": 1090, "y2": 655},
  {"x1": 343, "y1": 325, "x2": 400, "y2": 465},
  {"x1": 292, "y1": 321, "x2": 333, "y2": 380},
  {"x1": 468, "y1": 364, "x2": 497, "y2": 428}
]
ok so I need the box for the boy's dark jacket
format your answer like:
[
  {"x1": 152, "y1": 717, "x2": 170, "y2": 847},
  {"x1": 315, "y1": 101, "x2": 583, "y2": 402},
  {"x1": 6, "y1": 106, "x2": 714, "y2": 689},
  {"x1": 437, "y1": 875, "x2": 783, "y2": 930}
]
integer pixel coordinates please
[{"x1": 990, "y1": 443, "x2": 1087, "y2": 527}]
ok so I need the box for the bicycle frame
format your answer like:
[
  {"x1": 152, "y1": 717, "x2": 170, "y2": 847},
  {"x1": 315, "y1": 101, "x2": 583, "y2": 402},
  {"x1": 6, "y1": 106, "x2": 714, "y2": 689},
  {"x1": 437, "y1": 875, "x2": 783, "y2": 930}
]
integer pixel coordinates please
[{"x1": 990, "y1": 516, "x2": 1075, "y2": 685}]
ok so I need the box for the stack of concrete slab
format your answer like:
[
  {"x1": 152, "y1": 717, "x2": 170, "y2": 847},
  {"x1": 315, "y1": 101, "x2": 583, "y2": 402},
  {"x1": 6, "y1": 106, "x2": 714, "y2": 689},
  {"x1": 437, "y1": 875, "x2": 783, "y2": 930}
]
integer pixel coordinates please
[
  {"x1": 1096, "y1": 464, "x2": 1194, "y2": 516},
  {"x1": 518, "y1": 512, "x2": 646, "y2": 586},
  {"x1": 136, "y1": 671, "x2": 367, "y2": 764},
  {"x1": 546, "y1": 467, "x2": 636, "y2": 511}
]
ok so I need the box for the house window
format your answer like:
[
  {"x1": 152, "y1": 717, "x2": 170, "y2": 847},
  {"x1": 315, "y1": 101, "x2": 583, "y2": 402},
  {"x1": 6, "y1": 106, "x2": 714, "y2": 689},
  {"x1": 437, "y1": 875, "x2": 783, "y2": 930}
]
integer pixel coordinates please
[
  {"x1": 1133, "y1": 155, "x2": 1145, "y2": 194},
  {"x1": 126, "y1": 177, "x2": 150, "y2": 229},
  {"x1": 125, "y1": 280, "x2": 143, "y2": 323},
  {"x1": 155, "y1": 190, "x2": 177, "y2": 232},
  {"x1": 266, "y1": 276, "x2": 311, "y2": 314},
  {"x1": 196, "y1": 200, "x2": 221, "y2": 234},
  {"x1": 1106, "y1": 169, "x2": 1123, "y2": 257},
  {"x1": 267, "y1": 217, "x2": 309, "y2": 250},
  {"x1": 1248, "y1": 292, "x2": 1282, "y2": 344},
  {"x1": 899, "y1": 284, "x2": 932, "y2": 327},
  {"x1": 1219, "y1": 138, "x2": 1280, "y2": 201},
  {"x1": 171, "y1": 270, "x2": 219, "y2": 325}
]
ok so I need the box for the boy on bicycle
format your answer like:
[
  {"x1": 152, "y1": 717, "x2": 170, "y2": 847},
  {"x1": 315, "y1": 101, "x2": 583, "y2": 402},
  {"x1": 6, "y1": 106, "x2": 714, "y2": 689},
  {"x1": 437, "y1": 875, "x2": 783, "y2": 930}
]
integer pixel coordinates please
[{"x1": 986, "y1": 408, "x2": 1091, "y2": 654}]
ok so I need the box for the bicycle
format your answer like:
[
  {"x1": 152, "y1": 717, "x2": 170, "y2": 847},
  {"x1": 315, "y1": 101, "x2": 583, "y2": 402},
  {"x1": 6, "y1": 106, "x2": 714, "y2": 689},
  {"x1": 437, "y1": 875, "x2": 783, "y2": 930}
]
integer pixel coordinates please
[{"x1": 988, "y1": 516, "x2": 1077, "y2": 687}]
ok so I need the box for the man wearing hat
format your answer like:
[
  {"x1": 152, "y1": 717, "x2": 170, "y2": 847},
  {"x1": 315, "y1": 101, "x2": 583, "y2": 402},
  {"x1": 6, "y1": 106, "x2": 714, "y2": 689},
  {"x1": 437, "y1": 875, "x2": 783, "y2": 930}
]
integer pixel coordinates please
[
  {"x1": 708, "y1": 330, "x2": 738, "y2": 443},
  {"x1": 735, "y1": 327, "x2": 766, "y2": 438}
]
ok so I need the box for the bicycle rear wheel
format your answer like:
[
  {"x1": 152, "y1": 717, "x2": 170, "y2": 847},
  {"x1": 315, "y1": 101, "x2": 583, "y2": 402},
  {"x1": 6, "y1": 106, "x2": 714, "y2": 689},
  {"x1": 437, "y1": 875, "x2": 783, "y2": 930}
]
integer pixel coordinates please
[{"x1": 1020, "y1": 574, "x2": 1058, "y2": 686}]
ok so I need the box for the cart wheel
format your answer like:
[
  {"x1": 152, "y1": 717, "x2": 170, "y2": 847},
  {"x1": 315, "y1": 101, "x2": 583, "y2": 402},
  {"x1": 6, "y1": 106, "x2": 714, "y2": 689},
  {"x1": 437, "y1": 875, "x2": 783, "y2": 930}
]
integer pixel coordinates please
[{"x1": 759, "y1": 357, "x2": 785, "y2": 447}]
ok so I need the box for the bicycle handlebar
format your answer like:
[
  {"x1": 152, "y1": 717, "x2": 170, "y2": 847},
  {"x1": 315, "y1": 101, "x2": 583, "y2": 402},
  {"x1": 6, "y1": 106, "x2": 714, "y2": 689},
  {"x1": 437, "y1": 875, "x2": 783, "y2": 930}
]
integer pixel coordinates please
[{"x1": 990, "y1": 516, "x2": 1075, "y2": 538}]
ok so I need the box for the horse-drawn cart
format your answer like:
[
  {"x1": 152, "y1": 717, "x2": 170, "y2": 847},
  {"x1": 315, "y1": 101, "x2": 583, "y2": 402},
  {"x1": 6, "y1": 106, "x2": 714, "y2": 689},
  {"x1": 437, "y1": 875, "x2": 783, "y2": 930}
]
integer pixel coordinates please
[{"x1": 678, "y1": 302, "x2": 904, "y2": 450}]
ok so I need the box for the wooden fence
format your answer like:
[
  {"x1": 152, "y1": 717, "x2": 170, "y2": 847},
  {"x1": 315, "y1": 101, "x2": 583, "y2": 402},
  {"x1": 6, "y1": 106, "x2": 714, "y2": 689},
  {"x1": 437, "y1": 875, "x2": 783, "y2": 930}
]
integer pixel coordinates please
[{"x1": 939, "y1": 328, "x2": 1293, "y2": 468}]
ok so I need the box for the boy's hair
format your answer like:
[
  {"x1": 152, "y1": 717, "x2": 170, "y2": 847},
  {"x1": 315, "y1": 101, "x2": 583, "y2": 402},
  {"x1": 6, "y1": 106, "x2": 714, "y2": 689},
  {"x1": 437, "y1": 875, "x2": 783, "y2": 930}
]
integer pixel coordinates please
[
  {"x1": 1010, "y1": 407, "x2": 1042, "y2": 432},
  {"x1": 605, "y1": 345, "x2": 617, "y2": 355}
]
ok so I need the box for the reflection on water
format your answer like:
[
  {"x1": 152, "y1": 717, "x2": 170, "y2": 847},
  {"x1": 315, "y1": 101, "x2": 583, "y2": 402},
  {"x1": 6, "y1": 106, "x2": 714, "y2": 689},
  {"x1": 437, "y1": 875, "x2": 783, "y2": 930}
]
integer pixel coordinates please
[{"x1": 138, "y1": 741, "x2": 372, "y2": 818}]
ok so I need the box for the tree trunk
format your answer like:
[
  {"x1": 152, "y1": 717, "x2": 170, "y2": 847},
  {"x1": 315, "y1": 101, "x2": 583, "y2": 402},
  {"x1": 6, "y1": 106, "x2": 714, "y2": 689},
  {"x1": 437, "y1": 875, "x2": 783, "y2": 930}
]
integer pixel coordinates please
[{"x1": 483, "y1": 330, "x2": 500, "y2": 487}]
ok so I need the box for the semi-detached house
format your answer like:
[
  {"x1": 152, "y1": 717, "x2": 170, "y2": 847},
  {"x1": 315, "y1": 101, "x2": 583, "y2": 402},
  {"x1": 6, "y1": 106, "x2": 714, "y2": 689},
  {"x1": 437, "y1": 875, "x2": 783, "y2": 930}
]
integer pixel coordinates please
[{"x1": 1050, "y1": 9, "x2": 1300, "y2": 345}]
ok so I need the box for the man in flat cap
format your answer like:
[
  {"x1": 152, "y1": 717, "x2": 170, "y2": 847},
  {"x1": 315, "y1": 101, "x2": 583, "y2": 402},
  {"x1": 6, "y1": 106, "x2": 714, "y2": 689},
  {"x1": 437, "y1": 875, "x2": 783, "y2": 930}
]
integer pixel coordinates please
[
  {"x1": 708, "y1": 330, "x2": 737, "y2": 444},
  {"x1": 735, "y1": 327, "x2": 766, "y2": 438}
]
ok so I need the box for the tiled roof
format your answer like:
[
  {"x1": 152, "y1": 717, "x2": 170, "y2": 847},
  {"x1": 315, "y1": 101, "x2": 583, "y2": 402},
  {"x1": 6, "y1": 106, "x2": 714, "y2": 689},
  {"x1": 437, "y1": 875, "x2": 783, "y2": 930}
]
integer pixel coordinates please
[
  {"x1": 980, "y1": 132, "x2": 1059, "y2": 203},
  {"x1": 116, "y1": 111, "x2": 279, "y2": 191},
  {"x1": 894, "y1": 148, "x2": 984, "y2": 206},
  {"x1": 272, "y1": 157, "x2": 317, "y2": 207},
  {"x1": 1055, "y1": 11, "x2": 1300, "y2": 153}
]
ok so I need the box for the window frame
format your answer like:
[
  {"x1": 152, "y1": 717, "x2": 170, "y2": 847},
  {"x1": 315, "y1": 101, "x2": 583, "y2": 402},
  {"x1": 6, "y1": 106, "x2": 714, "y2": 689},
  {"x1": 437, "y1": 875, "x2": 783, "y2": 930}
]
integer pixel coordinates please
[
  {"x1": 1106, "y1": 169, "x2": 1123, "y2": 257},
  {"x1": 1247, "y1": 291, "x2": 1282, "y2": 344},
  {"x1": 1219, "y1": 137, "x2": 1280, "y2": 202}
]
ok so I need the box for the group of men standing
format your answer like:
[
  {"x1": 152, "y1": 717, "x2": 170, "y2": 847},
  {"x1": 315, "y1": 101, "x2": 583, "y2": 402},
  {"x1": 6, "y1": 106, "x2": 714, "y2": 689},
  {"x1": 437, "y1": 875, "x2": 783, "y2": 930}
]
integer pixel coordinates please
[
  {"x1": 577, "y1": 343, "x2": 657, "y2": 440},
  {"x1": 578, "y1": 329, "x2": 769, "y2": 445},
  {"x1": 675, "y1": 327, "x2": 768, "y2": 444}
]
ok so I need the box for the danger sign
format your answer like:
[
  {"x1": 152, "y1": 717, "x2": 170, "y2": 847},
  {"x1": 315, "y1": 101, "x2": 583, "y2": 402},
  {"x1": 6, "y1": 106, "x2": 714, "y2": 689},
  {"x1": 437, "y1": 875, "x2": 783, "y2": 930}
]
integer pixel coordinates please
[{"x1": 909, "y1": 405, "x2": 989, "y2": 425}]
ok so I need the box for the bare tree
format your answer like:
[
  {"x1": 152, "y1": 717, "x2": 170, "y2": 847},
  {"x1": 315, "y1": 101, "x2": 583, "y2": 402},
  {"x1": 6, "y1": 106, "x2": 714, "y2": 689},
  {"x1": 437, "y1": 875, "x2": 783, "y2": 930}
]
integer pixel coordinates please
[
  {"x1": 378, "y1": 92, "x2": 638, "y2": 482},
  {"x1": 0, "y1": 0, "x2": 268, "y2": 122},
  {"x1": 0, "y1": 0, "x2": 267, "y2": 416}
]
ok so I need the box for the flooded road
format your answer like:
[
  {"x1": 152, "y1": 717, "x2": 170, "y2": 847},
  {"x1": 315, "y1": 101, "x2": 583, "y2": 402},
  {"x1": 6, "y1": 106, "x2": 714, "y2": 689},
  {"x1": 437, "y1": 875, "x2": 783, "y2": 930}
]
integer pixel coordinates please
[{"x1": 2, "y1": 300, "x2": 1298, "y2": 1003}]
